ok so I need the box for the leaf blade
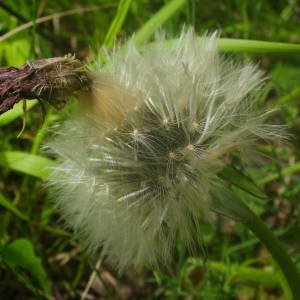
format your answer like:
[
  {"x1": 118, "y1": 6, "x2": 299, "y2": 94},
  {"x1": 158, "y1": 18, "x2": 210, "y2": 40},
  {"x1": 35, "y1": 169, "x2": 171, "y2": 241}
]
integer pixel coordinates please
[{"x1": 0, "y1": 151, "x2": 56, "y2": 179}]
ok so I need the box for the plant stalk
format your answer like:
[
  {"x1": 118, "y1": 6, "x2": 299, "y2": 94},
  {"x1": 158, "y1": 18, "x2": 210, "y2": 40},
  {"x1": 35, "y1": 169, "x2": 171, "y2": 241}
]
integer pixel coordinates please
[
  {"x1": 212, "y1": 195, "x2": 300, "y2": 299},
  {"x1": 244, "y1": 208, "x2": 300, "y2": 299}
]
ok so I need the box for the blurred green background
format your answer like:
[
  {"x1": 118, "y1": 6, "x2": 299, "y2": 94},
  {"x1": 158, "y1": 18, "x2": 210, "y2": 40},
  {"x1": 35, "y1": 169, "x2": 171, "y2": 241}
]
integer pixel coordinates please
[{"x1": 0, "y1": 0, "x2": 299, "y2": 299}]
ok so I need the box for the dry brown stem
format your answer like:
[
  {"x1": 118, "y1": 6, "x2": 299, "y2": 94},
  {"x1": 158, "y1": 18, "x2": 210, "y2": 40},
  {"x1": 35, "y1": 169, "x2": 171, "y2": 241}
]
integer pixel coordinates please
[{"x1": 0, "y1": 54, "x2": 91, "y2": 114}]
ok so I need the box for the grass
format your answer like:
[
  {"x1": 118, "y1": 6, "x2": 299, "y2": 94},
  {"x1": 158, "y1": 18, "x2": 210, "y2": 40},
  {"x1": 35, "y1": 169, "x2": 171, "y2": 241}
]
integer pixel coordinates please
[{"x1": 0, "y1": 0, "x2": 299, "y2": 299}]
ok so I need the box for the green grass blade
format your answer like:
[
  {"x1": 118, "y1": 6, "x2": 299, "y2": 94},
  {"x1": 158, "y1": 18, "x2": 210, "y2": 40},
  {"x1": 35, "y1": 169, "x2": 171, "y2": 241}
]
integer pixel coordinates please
[
  {"x1": 103, "y1": 0, "x2": 132, "y2": 48},
  {"x1": 134, "y1": 0, "x2": 187, "y2": 45},
  {"x1": 0, "y1": 151, "x2": 56, "y2": 179},
  {"x1": 258, "y1": 161, "x2": 300, "y2": 185},
  {"x1": 0, "y1": 193, "x2": 29, "y2": 221},
  {"x1": 276, "y1": 86, "x2": 300, "y2": 105},
  {"x1": 187, "y1": 258, "x2": 281, "y2": 286}
]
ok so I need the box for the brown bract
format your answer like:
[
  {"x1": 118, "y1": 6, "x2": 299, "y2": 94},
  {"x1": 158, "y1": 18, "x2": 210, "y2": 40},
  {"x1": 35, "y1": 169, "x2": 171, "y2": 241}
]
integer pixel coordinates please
[{"x1": 0, "y1": 54, "x2": 91, "y2": 114}]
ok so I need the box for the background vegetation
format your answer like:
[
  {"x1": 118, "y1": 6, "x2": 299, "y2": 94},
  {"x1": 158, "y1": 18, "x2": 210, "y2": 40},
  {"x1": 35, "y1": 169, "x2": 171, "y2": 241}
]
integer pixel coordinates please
[{"x1": 0, "y1": 0, "x2": 299, "y2": 299}]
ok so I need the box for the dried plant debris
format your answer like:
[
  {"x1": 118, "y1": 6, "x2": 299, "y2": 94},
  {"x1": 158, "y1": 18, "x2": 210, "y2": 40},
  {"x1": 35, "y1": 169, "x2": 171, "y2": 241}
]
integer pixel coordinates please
[{"x1": 0, "y1": 54, "x2": 91, "y2": 114}]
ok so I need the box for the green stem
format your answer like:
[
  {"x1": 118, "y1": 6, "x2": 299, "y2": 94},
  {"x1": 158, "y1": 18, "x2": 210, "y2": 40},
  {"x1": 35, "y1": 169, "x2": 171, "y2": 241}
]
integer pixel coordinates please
[
  {"x1": 210, "y1": 260, "x2": 279, "y2": 285},
  {"x1": 218, "y1": 38, "x2": 300, "y2": 53},
  {"x1": 258, "y1": 161, "x2": 300, "y2": 186},
  {"x1": 212, "y1": 195, "x2": 300, "y2": 299},
  {"x1": 31, "y1": 109, "x2": 51, "y2": 155},
  {"x1": 245, "y1": 210, "x2": 299, "y2": 299},
  {"x1": 187, "y1": 258, "x2": 281, "y2": 286},
  {"x1": 161, "y1": 38, "x2": 300, "y2": 53}
]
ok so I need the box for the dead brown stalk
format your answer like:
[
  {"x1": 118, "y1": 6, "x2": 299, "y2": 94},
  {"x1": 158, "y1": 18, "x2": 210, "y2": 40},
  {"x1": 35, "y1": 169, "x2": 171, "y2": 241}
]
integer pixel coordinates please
[{"x1": 0, "y1": 54, "x2": 91, "y2": 114}]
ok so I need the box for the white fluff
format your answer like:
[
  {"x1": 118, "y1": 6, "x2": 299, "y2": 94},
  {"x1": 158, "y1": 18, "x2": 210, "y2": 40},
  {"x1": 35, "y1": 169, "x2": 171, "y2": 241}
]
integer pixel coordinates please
[{"x1": 47, "y1": 29, "x2": 283, "y2": 270}]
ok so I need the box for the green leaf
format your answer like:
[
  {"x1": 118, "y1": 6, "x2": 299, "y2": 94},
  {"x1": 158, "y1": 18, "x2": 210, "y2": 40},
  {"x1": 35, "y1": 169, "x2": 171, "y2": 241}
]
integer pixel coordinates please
[
  {"x1": 0, "y1": 100, "x2": 38, "y2": 126},
  {"x1": 0, "y1": 151, "x2": 57, "y2": 179},
  {"x1": 0, "y1": 39, "x2": 31, "y2": 66},
  {"x1": 0, "y1": 238, "x2": 52, "y2": 294},
  {"x1": 0, "y1": 193, "x2": 29, "y2": 221},
  {"x1": 271, "y1": 63, "x2": 300, "y2": 93},
  {"x1": 219, "y1": 166, "x2": 267, "y2": 199}
]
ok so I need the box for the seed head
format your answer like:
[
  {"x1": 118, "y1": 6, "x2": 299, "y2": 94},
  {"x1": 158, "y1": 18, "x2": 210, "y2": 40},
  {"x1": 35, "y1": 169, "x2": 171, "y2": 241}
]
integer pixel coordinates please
[{"x1": 47, "y1": 29, "x2": 283, "y2": 270}]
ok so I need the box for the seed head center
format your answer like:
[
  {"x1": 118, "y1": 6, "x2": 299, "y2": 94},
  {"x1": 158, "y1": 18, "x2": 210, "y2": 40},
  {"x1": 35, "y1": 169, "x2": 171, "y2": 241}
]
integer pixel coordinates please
[
  {"x1": 132, "y1": 129, "x2": 139, "y2": 137},
  {"x1": 187, "y1": 144, "x2": 195, "y2": 151}
]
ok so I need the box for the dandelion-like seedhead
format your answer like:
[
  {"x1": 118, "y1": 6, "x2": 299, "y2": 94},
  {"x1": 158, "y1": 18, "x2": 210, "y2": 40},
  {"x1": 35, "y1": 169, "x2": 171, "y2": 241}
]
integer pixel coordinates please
[{"x1": 47, "y1": 30, "x2": 282, "y2": 270}]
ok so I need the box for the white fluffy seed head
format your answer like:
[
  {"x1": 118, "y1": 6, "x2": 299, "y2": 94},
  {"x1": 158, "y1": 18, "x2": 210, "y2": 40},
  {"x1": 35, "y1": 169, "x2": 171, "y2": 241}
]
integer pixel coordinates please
[{"x1": 47, "y1": 29, "x2": 283, "y2": 271}]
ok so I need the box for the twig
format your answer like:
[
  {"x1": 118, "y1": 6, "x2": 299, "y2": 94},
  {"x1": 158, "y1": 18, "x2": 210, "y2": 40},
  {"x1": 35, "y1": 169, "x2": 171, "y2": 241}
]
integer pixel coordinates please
[
  {"x1": 80, "y1": 258, "x2": 102, "y2": 300},
  {"x1": 0, "y1": 4, "x2": 116, "y2": 43},
  {"x1": 0, "y1": 1, "x2": 52, "y2": 42}
]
